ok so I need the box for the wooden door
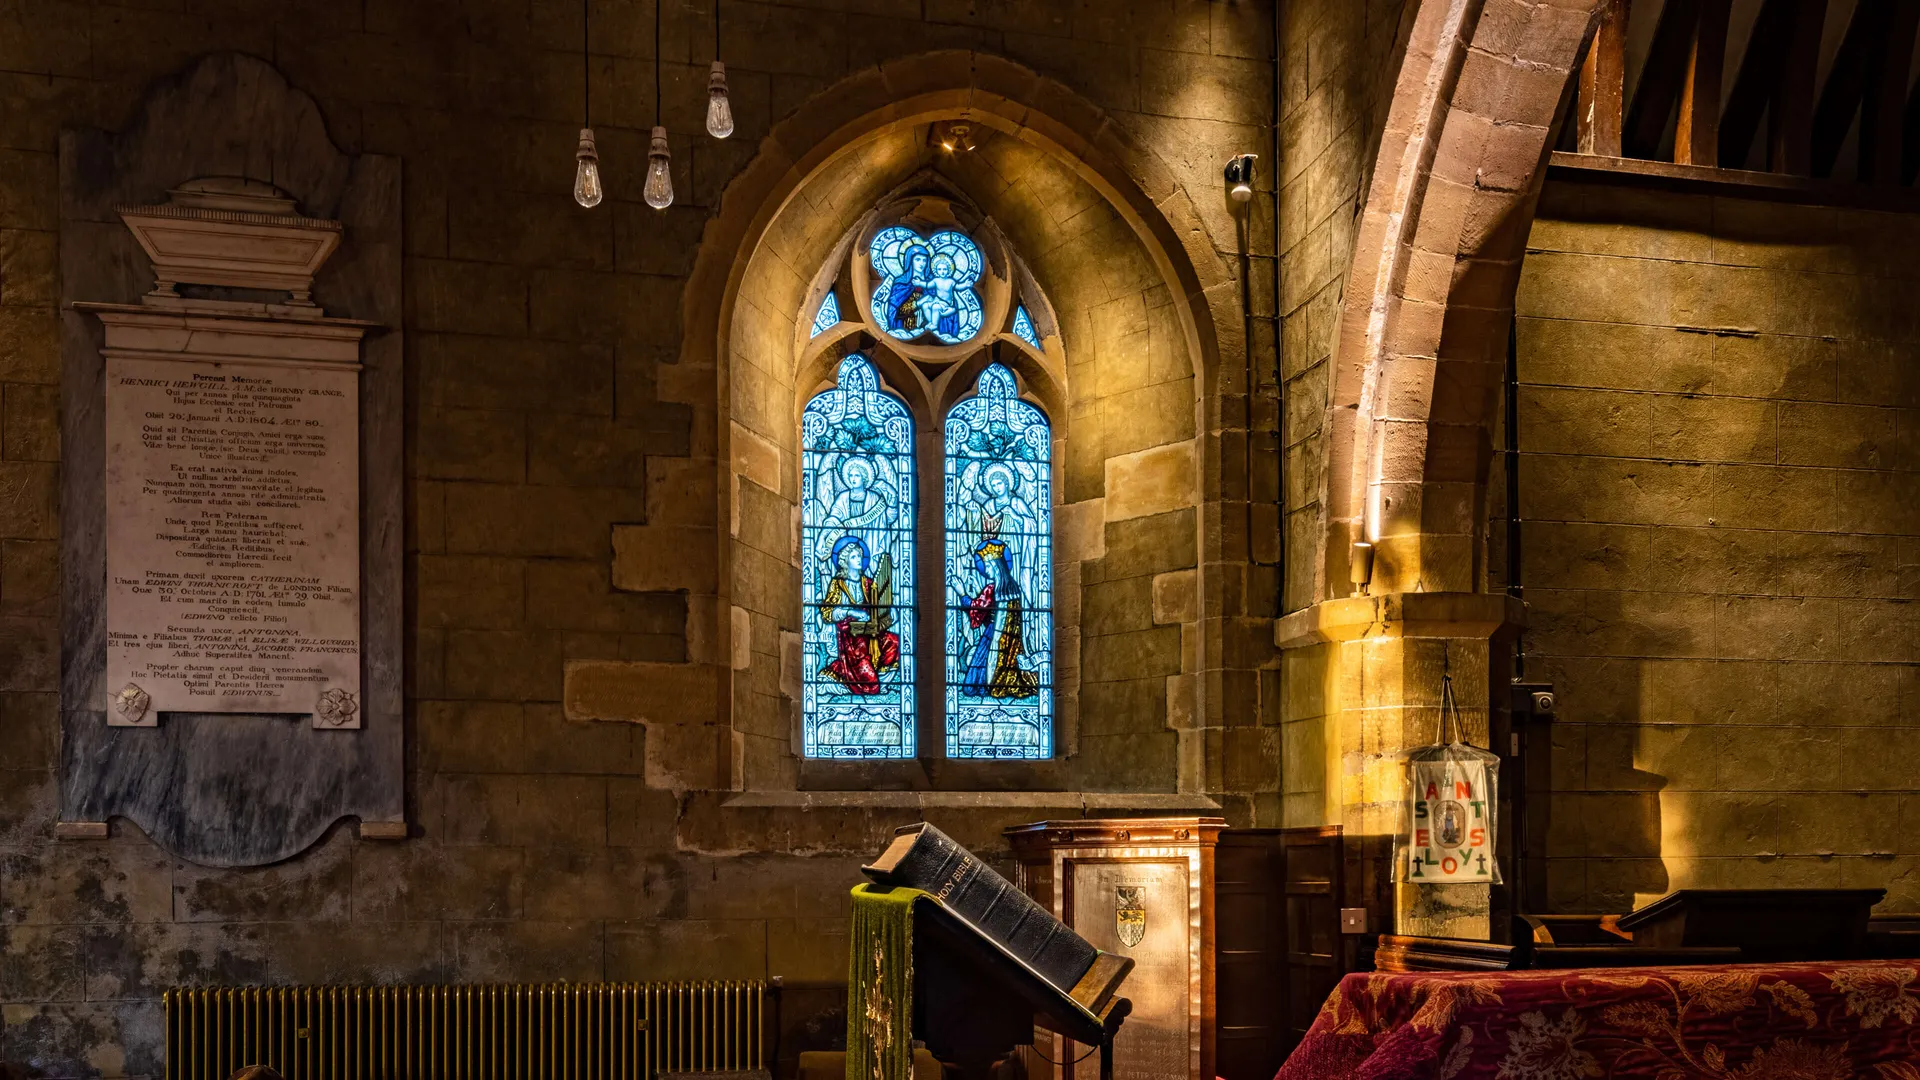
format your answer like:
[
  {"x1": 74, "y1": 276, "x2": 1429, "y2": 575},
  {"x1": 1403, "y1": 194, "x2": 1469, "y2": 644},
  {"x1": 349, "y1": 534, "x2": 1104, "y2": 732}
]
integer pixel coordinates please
[{"x1": 1214, "y1": 826, "x2": 1346, "y2": 1079}]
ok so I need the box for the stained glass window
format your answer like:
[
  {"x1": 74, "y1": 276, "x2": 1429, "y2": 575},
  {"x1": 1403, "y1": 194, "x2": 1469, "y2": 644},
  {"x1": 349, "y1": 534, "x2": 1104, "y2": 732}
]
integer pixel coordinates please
[
  {"x1": 1011, "y1": 305, "x2": 1041, "y2": 352},
  {"x1": 868, "y1": 226, "x2": 985, "y2": 345},
  {"x1": 943, "y1": 364, "x2": 1052, "y2": 759},
  {"x1": 801, "y1": 354, "x2": 916, "y2": 758},
  {"x1": 810, "y1": 291, "x2": 839, "y2": 338}
]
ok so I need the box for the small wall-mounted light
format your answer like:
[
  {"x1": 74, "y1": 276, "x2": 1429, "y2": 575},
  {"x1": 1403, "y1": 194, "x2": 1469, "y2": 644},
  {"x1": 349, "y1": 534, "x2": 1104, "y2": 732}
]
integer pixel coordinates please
[
  {"x1": 935, "y1": 120, "x2": 977, "y2": 154},
  {"x1": 1224, "y1": 153, "x2": 1257, "y2": 203},
  {"x1": 1349, "y1": 539, "x2": 1375, "y2": 592}
]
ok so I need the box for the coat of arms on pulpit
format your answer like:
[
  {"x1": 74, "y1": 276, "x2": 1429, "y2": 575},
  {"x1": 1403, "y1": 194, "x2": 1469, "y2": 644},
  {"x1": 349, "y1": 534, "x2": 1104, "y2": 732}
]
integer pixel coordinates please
[{"x1": 1115, "y1": 885, "x2": 1147, "y2": 947}]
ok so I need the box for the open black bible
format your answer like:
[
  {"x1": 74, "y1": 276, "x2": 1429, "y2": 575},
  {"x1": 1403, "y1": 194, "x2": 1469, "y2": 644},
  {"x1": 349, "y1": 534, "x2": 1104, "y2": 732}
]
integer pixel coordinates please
[{"x1": 861, "y1": 822, "x2": 1134, "y2": 1078}]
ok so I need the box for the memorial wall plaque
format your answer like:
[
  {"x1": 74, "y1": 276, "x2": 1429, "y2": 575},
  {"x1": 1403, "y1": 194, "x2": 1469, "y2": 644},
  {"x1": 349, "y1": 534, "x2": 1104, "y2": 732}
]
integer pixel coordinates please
[
  {"x1": 103, "y1": 347, "x2": 362, "y2": 725},
  {"x1": 60, "y1": 53, "x2": 405, "y2": 866}
]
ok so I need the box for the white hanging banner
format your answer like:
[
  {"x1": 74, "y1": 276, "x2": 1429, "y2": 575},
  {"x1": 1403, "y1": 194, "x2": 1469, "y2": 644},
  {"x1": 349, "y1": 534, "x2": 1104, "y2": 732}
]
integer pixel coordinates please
[{"x1": 1404, "y1": 751, "x2": 1499, "y2": 883}]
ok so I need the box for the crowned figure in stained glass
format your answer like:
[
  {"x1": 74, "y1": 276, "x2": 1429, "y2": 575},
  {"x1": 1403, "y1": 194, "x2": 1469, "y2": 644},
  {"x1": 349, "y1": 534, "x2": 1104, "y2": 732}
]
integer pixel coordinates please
[
  {"x1": 868, "y1": 226, "x2": 984, "y2": 345},
  {"x1": 801, "y1": 354, "x2": 917, "y2": 758},
  {"x1": 943, "y1": 365, "x2": 1053, "y2": 759}
]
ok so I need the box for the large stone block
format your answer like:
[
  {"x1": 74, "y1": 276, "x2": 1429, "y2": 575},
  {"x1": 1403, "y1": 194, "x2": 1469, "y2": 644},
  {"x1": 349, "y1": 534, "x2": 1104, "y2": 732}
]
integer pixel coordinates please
[
  {"x1": 1105, "y1": 441, "x2": 1196, "y2": 521},
  {"x1": 528, "y1": 559, "x2": 685, "y2": 635},
  {"x1": 352, "y1": 843, "x2": 524, "y2": 922},
  {"x1": 1710, "y1": 464, "x2": 1835, "y2": 532},
  {"x1": 407, "y1": 258, "x2": 529, "y2": 337},
  {"x1": 0, "y1": 538, "x2": 56, "y2": 617},
  {"x1": 563, "y1": 659, "x2": 725, "y2": 725},
  {"x1": 1778, "y1": 401, "x2": 1896, "y2": 470},
  {"x1": 2, "y1": 382, "x2": 57, "y2": 462},
  {"x1": 443, "y1": 629, "x2": 566, "y2": 701},
  {"x1": 444, "y1": 483, "x2": 645, "y2": 559},
  {"x1": 416, "y1": 554, "x2": 525, "y2": 630},
  {"x1": 447, "y1": 920, "x2": 604, "y2": 983},
  {"x1": 427, "y1": 773, "x2": 608, "y2": 848},
  {"x1": 1518, "y1": 455, "x2": 1711, "y2": 526},
  {"x1": 172, "y1": 827, "x2": 354, "y2": 922},
  {"x1": 1097, "y1": 509, "x2": 1198, "y2": 580},
  {"x1": 606, "y1": 918, "x2": 766, "y2": 982},
  {"x1": 1524, "y1": 521, "x2": 1651, "y2": 592},
  {"x1": 0, "y1": 460, "x2": 55, "y2": 540},
  {"x1": 1082, "y1": 626, "x2": 1183, "y2": 681},
  {"x1": 0, "y1": 307, "x2": 56, "y2": 383},
  {"x1": 1649, "y1": 394, "x2": 1776, "y2": 464},
  {"x1": 416, "y1": 333, "x2": 615, "y2": 417},
  {"x1": 611, "y1": 524, "x2": 719, "y2": 593}
]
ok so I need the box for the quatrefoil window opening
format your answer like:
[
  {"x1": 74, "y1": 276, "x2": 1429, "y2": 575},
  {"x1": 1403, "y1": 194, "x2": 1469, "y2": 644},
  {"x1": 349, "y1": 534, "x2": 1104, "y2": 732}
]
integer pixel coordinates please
[{"x1": 866, "y1": 226, "x2": 986, "y2": 346}]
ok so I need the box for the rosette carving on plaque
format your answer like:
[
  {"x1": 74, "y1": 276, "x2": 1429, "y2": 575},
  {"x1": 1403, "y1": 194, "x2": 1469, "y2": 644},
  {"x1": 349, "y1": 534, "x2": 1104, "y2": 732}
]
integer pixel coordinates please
[
  {"x1": 113, "y1": 684, "x2": 152, "y2": 725},
  {"x1": 315, "y1": 688, "x2": 359, "y2": 728}
]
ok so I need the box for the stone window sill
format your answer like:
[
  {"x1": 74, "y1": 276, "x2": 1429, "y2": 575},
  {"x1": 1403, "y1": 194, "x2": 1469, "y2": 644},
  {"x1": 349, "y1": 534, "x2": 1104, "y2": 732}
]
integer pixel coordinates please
[{"x1": 722, "y1": 790, "x2": 1222, "y2": 812}]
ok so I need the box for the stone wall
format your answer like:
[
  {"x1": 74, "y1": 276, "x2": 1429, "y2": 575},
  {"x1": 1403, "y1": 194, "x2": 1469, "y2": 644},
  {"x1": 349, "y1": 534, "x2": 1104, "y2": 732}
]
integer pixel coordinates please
[
  {"x1": 1273, "y1": 0, "x2": 1409, "y2": 829},
  {"x1": 1513, "y1": 176, "x2": 1920, "y2": 914},
  {"x1": 1276, "y1": 0, "x2": 1408, "y2": 617},
  {"x1": 0, "y1": 2, "x2": 1279, "y2": 1075}
]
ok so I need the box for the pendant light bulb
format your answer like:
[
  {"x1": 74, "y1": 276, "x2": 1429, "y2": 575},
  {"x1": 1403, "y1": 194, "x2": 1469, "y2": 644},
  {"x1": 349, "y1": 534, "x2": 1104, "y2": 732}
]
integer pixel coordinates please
[
  {"x1": 706, "y1": 61, "x2": 735, "y2": 139},
  {"x1": 644, "y1": 126, "x2": 674, "y2": 210},
  {"x1": 573, "y1": 128, "x2": 603, "y2": 209}
]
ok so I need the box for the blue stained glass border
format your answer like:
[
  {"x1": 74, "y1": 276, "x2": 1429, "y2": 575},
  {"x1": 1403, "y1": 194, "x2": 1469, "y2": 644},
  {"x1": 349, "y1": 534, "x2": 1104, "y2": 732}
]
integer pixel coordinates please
[
  {"x1": 1011, "y1": 304, "x2": 1042, "y2": 352},
  {"x1": 810, "y1": 291, "x2": 840, "y2": 338},
  {"x1": 941, "y1": 364, "x2": 1054, "y2": 760},
  {"x1": 800, "y1": 354, "x2": 918, "y2": 759}
]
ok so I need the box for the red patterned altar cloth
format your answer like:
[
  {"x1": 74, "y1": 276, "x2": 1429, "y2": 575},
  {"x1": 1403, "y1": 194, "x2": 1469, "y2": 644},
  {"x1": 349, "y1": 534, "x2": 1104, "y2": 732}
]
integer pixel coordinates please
[{"x1": 1274, "y1": 961, "x2": 1920, "y2": 1079}]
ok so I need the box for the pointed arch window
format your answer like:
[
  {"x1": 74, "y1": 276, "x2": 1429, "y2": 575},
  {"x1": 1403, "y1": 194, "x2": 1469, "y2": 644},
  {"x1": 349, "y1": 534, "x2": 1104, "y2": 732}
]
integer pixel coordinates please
[
  {"x1": 800, "y1": 354, "x2": 916, "y2": 758},
  {"x1": 797, "y1": 213, "x2": 1057, "y2": 763},
  {"x1": 943, "y1": 365, "x2": 1053, "y2": 759}
]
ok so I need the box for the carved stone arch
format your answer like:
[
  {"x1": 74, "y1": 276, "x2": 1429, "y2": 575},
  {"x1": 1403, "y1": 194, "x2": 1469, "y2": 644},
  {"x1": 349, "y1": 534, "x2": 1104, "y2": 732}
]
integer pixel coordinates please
[
  {"x1": 682, "y1": 50, "x2": 1238, "y2": 791},
  {"x1": 1321, "y1": 0, "x2": 1607, "y2": 600}
]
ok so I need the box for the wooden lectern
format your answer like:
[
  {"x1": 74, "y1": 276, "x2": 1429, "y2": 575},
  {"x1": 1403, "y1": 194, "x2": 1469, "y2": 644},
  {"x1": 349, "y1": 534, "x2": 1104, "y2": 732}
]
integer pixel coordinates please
[
  {"x1": 1007, "y1": 817, "x2": 1226, "y2": 1080},
  {"x1": 858, "y1": 824, "x2": 1136, "y2": 1080}
]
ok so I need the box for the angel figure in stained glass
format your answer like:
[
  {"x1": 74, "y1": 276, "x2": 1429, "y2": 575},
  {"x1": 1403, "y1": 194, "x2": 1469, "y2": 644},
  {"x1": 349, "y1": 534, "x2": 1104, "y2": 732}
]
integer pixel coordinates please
[
  {"x1": 957, "y1": 519, "x2": 1040, "y2": 701},
  {"x1": 819, "y1": 535, "x2": 900, "y2": 696},
  {"x1": 801, "y1": 352, "x2": 917, "y2": 758},
  {"x1": 869, "y1": 226, "x2": 984, "y2": 344}
]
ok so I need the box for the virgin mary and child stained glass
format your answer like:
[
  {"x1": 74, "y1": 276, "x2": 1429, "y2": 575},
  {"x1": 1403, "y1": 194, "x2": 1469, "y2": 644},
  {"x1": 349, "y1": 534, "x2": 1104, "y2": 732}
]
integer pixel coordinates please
[
  {"x1": 868, "y1": 226, "x2": 984, "y2": 345},
  {"x1": 801, "y1": 355, "x2": 917, "y2": 757},
  {"x1": 944, "y1": 365, "x2": 1053, "y2": 759}
]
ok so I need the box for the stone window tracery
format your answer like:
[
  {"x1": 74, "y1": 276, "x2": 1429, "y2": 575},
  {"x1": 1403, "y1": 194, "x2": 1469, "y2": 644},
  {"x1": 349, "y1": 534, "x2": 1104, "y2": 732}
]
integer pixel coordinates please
[{"x1": 797, "y1": 209, "x2": 1057, "y2": 761}]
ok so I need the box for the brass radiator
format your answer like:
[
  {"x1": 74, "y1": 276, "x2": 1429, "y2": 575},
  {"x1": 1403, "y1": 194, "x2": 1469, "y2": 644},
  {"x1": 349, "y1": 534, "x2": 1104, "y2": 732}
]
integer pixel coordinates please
[{"x1": 164, "y1": 982, "x2": 771, "y2": 1080}]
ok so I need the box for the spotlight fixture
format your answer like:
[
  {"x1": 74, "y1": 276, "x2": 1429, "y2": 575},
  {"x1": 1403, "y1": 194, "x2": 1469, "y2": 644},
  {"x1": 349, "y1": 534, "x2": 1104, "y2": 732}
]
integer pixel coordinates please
[
  {"x1": 1349, "y1": 539, "x2": 1375, "y2": 590},
  {"x1": 573, "y1": 0, "x2": 602, "y2": 208},
  {"x1": 1224, "y1": 153, "x2": 1257, "y2": 203},
  {"x1": 935, "y1": 120, "x2": 977, "y2": 154}
]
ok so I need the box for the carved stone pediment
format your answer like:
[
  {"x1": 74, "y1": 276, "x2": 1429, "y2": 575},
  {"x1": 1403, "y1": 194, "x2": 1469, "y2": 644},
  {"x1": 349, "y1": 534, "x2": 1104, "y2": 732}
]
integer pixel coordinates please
[{"x1": 117, "y1": 176, "x2": 343, "y2": 305}]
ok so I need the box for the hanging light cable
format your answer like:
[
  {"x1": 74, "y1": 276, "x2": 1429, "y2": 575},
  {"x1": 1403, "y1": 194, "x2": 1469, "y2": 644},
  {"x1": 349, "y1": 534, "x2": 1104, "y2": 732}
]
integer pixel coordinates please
[
  {"x1": 573, "y1": 0, "x2": 603, "y2": 208},
  {"x1": 644, "y1": 0, "x2": 675, "y2": 209},
  {"x1": 706, "y1": 0, "x2": 733, "y2": 139}
]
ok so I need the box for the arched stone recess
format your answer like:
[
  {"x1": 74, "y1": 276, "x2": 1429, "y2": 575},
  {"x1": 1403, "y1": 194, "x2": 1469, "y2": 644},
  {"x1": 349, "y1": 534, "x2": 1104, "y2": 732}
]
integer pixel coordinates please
[
  {"x1": 565, "y1": 52, "x2": 1250, "y2": 802},
  {"x1": 1275, "y1": 0, "x2": 1604, "y2": 935}
]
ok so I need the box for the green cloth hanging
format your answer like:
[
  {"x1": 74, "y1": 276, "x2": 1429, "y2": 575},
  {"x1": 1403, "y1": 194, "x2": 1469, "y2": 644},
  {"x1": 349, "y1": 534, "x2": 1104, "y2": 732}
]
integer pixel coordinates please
[{"x1": 846, "y1": 884, "x2": 924, "y2": 1080}]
